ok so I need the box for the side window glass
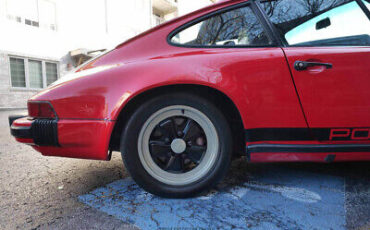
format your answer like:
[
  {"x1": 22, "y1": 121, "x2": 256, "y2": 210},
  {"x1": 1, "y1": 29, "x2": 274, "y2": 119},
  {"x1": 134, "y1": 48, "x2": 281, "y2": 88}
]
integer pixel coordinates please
[
  {"x1": 260, "y1": 0, "x2": 370, "y2": 46},
  {"x1": 170, "y1": 5, "x2": 272, "y2": 47}
]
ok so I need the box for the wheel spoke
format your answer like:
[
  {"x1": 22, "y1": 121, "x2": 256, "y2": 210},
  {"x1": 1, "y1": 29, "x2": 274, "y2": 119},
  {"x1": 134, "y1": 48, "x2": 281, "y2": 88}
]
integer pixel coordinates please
[
  {"x1": 186, "y1": 145, "x2": 206, "y2": 164},
  {"x1": 170, "y1": 117, "x2": 179, "y2": 137},
  {"x1": 149, "y1": 141, "x2": 171, "y2": 158},
  {"x1": 165, "y1": 156, "x2": 183, "y2": 172},
  {"x1": 158, "y1": 119, "x2": 177, "y2": 139},
  {"x1": 182, "y1": 119, "x2": 200, "y2": 141}
]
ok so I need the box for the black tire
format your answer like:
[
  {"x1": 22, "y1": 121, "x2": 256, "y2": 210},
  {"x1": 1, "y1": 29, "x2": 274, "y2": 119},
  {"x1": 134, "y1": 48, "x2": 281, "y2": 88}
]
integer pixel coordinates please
[{"x1": 120, "y1": 93, "x2": 232, "y2": 198}]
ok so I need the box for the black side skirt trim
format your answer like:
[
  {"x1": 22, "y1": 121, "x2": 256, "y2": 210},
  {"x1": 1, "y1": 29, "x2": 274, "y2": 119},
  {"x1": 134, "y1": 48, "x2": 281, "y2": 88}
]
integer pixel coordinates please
[
  {"x1": 245, "y1": 128, "x2": 370, "y2": 142},
  {"x1": 247, "y1": 144, "x2": 370, "y2": 153}
]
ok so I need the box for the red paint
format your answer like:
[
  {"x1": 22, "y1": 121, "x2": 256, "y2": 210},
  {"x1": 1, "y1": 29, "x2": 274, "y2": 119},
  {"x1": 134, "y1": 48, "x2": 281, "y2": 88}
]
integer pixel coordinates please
[
  {"x1": 283, "y1": 47, "x2": 370, "y2": 130},
  {"x1": 11, "y1": 0, "x2": 370, "y2": 162},
  {"x1": 251, "y1": 152, "x2": 370, "y2": 163},
  {"x1": 15, "y1": 138, "x2": 34, "y2": 144},
  {"x1": 33, "y1": 120, "x2": 115, "y2": 160},
  {"x1": 12, "y1": 117, "x2": 33, "y2": 127},
  {"x1": 251, "y1": 152, "x2": 329, "y2": 163}
]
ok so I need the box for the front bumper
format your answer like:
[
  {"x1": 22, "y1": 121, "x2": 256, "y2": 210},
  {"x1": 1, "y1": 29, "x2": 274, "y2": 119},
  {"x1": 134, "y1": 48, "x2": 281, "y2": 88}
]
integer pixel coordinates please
[{"x1": 9, "y1": 116, "x2": 58, "y2": 146}]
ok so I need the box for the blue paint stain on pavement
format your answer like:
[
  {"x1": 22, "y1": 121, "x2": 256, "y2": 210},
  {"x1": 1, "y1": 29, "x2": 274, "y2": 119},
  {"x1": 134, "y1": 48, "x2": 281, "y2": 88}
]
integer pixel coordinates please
[{"x1": 79, "y1": 168, "x2": 345, "y2": 230}]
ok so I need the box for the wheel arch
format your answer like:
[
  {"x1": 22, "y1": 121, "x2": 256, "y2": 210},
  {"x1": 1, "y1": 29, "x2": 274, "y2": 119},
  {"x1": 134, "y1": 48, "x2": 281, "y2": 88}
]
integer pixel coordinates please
[{"x1": 109, "y1": 84, "x2": 246, "y2": 157}]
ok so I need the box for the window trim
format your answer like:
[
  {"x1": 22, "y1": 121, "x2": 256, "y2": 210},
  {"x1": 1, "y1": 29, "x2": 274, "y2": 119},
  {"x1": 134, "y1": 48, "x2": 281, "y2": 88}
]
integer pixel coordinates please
[
  {"x1": 8, "y1": 55, "x2": 59, "y2": 91},
  {"x1": 254, "y1": 0, "x2": 283, "y2": 46},
  {"x1": 257, "y1": 0, "x2": 370, "y2": 48},
  {"x1": 357, "y1": 0, "x2": 370, "y2": 19},
  {"x1": 167, "y1": 1, "x2": 279, "y2": 49}
]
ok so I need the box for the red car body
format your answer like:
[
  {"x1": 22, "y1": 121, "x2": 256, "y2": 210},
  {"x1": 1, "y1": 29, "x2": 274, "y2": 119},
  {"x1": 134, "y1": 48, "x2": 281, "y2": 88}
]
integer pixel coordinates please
[{"x1": 10, "y1": 0, "x2": 370, "y2": 163}]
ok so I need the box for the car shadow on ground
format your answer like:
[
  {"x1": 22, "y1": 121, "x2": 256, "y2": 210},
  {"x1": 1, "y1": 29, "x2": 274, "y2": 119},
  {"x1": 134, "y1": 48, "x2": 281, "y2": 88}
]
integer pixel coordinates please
[{"x1": 79, "y1": 158, "x2": 370, "y2": 230}]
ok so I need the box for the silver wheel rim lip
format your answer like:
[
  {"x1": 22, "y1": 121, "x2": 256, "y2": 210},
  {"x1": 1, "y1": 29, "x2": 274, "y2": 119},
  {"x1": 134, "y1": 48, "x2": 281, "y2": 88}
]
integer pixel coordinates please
[{"x1": 138, "y1": 105, "x2": 219, "y2": 186}]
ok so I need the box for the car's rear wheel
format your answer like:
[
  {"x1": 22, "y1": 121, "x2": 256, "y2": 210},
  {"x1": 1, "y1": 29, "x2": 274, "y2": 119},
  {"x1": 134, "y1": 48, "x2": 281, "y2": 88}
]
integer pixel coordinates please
[{"x1": 121, "y1": 93, "x2": 232, "y2": 198}]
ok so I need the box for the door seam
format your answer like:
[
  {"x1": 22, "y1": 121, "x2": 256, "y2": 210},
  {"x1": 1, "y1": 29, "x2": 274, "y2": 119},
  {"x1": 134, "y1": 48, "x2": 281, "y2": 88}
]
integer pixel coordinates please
[{"x1": 280, "y1": 48, "x2": 311, "y2": 130}]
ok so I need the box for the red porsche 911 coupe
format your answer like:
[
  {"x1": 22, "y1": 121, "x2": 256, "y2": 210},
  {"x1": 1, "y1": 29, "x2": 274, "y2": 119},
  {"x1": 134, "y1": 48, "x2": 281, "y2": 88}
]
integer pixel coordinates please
[{"x1": 9, "y1": 0, "x2": 370, "y2": 197}]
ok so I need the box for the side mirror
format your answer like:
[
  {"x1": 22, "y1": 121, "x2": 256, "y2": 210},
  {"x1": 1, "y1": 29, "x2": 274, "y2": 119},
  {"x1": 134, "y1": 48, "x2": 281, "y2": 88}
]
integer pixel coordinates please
[{"x1": 316, "y1": 18, "x2": 331, "y2": 30}]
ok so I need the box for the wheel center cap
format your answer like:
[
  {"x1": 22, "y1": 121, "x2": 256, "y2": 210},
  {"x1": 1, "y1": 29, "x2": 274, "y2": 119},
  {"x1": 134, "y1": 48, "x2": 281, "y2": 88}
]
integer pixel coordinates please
[{"x1": 171, "y1": 138, "x2": 186, "y2": 154}]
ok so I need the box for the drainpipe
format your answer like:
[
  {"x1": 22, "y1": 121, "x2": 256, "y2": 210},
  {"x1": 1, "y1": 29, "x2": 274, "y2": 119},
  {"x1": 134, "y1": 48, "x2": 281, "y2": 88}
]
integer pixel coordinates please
[
  {"x1": 104, "y1": 0, "x2": 108, "y2": 33},
  {"x1": 149, "y1": 0, "x2": 153, "y2": 27}
]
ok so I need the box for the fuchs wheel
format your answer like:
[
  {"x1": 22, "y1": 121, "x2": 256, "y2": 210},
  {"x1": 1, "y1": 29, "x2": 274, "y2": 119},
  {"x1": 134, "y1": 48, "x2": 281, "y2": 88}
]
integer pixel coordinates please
[{"x1": 121, "y1": 93, "x2": 232, "y2": 198}]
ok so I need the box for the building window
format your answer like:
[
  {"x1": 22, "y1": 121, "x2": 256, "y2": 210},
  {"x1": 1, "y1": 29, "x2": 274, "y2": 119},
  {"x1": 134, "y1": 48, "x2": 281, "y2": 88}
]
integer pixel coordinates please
[
  {"x1": 9, "y1": 58, "x2": 26, "y2": 88},
  {"x1": 6, "y1": 0, "x2": 57, "y2": 31},
  {"x1": 28, "y1": 60, "x2": 43, "y2": 88},
  {"x1": 9, "y1": 57, "x2": 59, "y2": 89},
  {"x1": 45, "y1": 63, "x2": 58, "y2": 86}
]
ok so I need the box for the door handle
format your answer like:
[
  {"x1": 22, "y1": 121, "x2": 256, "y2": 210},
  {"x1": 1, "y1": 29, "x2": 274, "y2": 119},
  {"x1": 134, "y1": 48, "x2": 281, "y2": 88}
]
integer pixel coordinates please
[{"x1": 294, "y1": 61, "x2": 333, "y2": 71}]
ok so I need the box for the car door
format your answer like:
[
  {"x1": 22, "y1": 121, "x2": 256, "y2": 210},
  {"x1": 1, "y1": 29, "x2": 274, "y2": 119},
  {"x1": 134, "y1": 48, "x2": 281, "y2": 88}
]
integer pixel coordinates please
[{"x1": 259, "y1": 0, "x2": 370, "y2": 143}]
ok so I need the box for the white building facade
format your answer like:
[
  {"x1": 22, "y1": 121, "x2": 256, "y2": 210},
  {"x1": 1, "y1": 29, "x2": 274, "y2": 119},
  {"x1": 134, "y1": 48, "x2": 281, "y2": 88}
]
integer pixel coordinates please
[{"x1": 0, "y1": 0, "x2": 214, "y2": 109}]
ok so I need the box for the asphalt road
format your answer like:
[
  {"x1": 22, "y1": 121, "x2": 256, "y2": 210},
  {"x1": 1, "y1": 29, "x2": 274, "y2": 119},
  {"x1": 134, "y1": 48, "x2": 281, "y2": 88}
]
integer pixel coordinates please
[
  {"x1": 0, "y1": 110, "x2": 133, "y2": 230},
  {"x1": 0, "y1": 110, "x2": 369, "y2": 230}
]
